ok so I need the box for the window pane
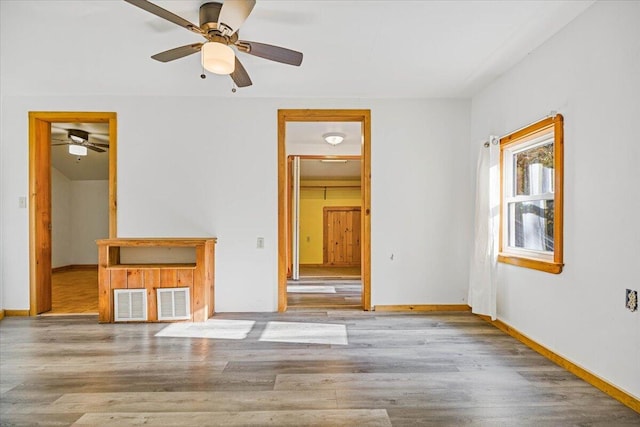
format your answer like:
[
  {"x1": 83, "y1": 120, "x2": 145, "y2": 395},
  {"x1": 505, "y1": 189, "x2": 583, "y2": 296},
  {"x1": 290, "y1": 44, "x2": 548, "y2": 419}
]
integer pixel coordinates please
[
  {"x1": 514, "y1": 142, "x2": 554, "y2": 196},
  {"x1": 508, "y1": 200, "x2": 554, "y2": 252}
]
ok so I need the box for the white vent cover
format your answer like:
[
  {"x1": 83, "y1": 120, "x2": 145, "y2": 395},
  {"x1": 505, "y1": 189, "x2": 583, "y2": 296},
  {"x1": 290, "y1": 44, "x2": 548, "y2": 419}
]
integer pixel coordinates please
[
  {"x1": 157, "y1": 288, "x2": 191, "y2": 321},
  {"x1": 114, "y1": 289, "x2": 147, "y2": 322}
]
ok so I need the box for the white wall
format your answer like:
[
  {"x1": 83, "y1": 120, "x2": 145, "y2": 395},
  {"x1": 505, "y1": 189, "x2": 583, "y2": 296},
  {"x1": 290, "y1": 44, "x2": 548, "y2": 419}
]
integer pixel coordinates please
[
  {"x1": 51, "y1": 167, "x2": 72, "y2": 268},
  {"x1": 51, "y1": 173, "x2": 108, "y2": 267},
  {"x1": 0, "y1": 96, "x2": 471, "y2": 312},
  {"x1": 70, "y1": 180, "x2": 109, "y2": 264},
  {"x1": 470, "y1": 0, "x2": 640, "y2": 399}
]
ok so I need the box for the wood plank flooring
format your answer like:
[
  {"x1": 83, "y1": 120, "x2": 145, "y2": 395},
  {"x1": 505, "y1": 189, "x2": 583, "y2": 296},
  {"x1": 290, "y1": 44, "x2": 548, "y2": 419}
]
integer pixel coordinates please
[
  {"x1": 299, "y1": 265, "x2": 361, "y2": 279},
  {"x1": 1, "y1": 311, "x2": 638, "y2": 426},
  {"x1": 287, "y1": 280, "x2": 362, "y2": 309},
  {"x1": 48, "y1": 268, "x2": 98, "y2": 315}
]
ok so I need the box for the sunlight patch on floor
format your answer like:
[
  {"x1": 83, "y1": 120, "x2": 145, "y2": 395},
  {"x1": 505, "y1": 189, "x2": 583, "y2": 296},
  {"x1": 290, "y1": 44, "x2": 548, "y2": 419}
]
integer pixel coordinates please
[
  {"x1": 155, "y1": 319, "x2": 256, "y2": 340},
  {"x1": 259, "y1": 321, "x2": 348, "y2": 345}
]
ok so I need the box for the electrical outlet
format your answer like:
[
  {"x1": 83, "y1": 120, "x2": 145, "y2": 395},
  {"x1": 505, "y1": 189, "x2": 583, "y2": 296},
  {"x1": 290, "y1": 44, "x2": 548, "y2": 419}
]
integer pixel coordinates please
[{"x1": 626, "y1": 289, "x2": 638, "y2": 312}]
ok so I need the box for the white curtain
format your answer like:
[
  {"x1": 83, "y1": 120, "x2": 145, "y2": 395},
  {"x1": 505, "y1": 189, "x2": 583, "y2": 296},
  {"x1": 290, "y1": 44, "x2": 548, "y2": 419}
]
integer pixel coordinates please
[{"x1": 468, "y1": 140, "x2": 499, "y2": 320}]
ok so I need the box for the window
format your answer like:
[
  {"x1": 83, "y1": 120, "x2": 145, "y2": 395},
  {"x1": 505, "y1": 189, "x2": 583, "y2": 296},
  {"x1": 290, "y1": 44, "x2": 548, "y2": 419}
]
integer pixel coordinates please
[{"x1": 499, "y1": 114, "x2": 564, "y2": 274}]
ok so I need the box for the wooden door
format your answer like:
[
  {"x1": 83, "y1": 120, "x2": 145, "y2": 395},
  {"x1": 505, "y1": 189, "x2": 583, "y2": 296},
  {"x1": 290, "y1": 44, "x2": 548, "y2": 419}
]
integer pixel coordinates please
[
  {"x1": 323, "y1": 207, "x2": 361, "y2": 266},
  {"x1": 34, "y1": 119, "x2": 52, "y2": 313}
]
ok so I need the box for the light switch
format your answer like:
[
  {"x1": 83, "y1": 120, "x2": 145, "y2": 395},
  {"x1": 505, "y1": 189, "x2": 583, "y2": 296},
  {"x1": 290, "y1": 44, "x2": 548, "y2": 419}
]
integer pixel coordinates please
[
  {"x1": 257, "y1": 237, "x2": 264, "y2": 249},
  {"x1": 18, "y1": 197, "x2": 27, "y2": 209}
]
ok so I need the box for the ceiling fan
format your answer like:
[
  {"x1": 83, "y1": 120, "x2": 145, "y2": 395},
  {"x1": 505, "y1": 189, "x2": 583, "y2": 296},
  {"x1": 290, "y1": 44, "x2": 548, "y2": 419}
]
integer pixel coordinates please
[
  {"x1": 124, "y1": 0, "x2": 304, "y2": 88},
  {"x1": 52, "y1": 129, "x2": 109, "y2": 153}
]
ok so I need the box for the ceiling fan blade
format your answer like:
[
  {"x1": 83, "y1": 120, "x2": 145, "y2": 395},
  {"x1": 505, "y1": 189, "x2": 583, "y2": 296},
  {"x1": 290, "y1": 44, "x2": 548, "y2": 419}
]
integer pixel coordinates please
[
  {"x1": 89, "y1": 142, "x2": 110, "y2": 148},
  {"x1": 218, "y1": 0, "x2": 256, "y2": 35},
  {"x1": 230, "y1": 57, "x2": 252, "y2": 87},
  {"x1": 85, "y1": 145, "x2": 106, "y2": 153},
  {"x1": 124, "y1": 0, "x2": 203, "y2": 35},
  {"x1": 151, "y1": 43, "x2": 203, "y2": 62},
  {"x1": 51, "y1": 142, "x2": 70, "y2": 146},
  {"x1": 237, "y1": 41, "x2": 303, "y2": 66}
]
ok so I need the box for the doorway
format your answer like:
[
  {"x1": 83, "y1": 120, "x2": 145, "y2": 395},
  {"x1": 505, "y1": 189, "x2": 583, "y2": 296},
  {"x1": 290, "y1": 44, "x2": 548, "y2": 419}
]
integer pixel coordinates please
[
  {"x1": 29, "y1": 112, "x2": 117, "y2": 316},
  {"x1": 278, "y1": 110, "x2": 371, "y2": 311}
]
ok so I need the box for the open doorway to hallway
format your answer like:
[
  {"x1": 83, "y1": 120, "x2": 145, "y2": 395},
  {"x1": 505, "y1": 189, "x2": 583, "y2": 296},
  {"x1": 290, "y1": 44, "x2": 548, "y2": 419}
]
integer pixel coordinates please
[
  {"x1": 278, "y1": 110, "x2": 372, "y2": 312},
  {"x1": 288, "y1": 157, "x2": 362, "y2": 309}
]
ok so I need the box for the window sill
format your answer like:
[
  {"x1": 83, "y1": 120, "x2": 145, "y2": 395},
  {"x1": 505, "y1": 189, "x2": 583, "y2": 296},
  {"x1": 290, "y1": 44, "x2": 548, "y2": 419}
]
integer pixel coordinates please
[{"x1": 498, "y1": 254, "x2": 563, "y2": 274}]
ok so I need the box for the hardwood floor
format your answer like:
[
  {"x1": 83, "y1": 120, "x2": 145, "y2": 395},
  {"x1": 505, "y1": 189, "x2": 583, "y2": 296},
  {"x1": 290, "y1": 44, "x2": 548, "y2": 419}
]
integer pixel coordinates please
[
  {"x1": 299, "y1": 265, "x2": 361, "y2": 279},
  {"x1": 1, "y1": 311, "x2": 638, "y2": 426},
  {"x1": 287, "y1": 280, "x2": 362, "y2": 309},
  {"x1": 48, "y1": 268, "x2": 98, "y2": 315}
]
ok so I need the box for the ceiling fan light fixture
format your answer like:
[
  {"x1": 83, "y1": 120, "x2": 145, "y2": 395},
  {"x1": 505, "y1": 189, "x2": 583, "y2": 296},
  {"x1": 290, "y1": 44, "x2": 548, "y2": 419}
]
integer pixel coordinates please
[
  {"x1": 323, "y1": 132, "x2": 345, "y2": 146},
  {"x1": 69, "y1": 144, "x2": 88, "y2": 156},
  {"x1": 202, "y1": 42, "x2": 235, "y2": 75}
]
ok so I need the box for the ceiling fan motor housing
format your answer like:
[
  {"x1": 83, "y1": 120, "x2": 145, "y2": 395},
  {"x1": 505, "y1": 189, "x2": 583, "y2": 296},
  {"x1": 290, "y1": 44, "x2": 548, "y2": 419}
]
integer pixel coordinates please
[
  {"x1": 68, "y1": 129, "x2": 89, "y2": 143},
  {"x1": 200, "y1": 2, "x2": 222, "y2": 34}
]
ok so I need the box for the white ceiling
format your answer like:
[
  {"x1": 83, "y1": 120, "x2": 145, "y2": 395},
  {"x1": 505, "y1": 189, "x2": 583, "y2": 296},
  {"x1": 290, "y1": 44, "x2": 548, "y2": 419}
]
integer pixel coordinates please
[
  {"x1": 301, "y1": 159, "x2": 361, "y2": 180},
  {"x1": 0, "y1": 0, "x2": 594, "y2": 98},
  {"x1": 287, "y1": 121, "x2": 361, "y2": 147}
]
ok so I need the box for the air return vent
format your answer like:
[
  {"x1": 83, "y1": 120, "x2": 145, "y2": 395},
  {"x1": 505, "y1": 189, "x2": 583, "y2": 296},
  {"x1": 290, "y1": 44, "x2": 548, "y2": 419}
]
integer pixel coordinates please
[
  {"x1": 157, "y1": 288, "x2": 191, "y2": 321},
  {"x1": 114, "y1": 289, "x2": 147, "y2": 322}
]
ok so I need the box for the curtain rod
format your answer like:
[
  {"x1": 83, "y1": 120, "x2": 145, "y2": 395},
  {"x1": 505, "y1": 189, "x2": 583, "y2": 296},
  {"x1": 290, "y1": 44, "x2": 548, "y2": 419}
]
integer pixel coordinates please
[{"x1": 483, "y1": 110, "x2": 558, "y2": 148}]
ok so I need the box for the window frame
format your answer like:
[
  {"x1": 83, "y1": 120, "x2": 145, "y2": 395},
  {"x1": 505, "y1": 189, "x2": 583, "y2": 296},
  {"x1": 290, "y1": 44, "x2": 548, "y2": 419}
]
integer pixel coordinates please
[{"x1": 498, "y1": 114, "x2": 564, "y2": 274}]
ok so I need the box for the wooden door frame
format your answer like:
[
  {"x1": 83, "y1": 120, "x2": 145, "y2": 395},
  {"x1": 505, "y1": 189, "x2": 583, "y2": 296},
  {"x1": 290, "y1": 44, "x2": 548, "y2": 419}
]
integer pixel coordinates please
[
  {"x1": 278, "y1": 109, "x2": 371, "y2": 311},
  {"x1": 323, "y1": 206, "x2": 361, "y2": 266},
  {"x1": 29, "y1": 111, "x2": 117, "y2": 316}
]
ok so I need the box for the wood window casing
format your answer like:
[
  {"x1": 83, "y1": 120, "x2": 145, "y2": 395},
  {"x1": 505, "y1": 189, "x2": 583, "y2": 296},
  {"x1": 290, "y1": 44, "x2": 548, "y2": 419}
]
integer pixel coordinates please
[{"x1": 498, "y1": 114, "x2": 564, "y2": 274}]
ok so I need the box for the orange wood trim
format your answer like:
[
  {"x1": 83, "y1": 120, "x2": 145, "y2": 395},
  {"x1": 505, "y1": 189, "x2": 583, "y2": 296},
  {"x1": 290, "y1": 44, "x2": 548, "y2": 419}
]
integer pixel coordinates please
[
  {"x1": 4, "y1": 310, "x2": 31, "y2": 317},
  {"x1": 108, "y1": 115, "x2": 118, "y2": 238},
  {"x1": 375, "y1": 305, "x2": 471, "y2": 312},
  {"x1": 362, "y1": 110, "x2": 372, "y2": 310},
  {"x1": 498, "y1": 114, "x2": 564, "y2": 274},
  {"x1": 29, "y1": 111, "x2": 118, "y2": 317},
  {"x1": 554, "y1": 115, "x2": 564, "y2": 266},
  {"x1": 0, "y1": 310, "x2": 4, "y2": 320},
  {"x1": 278, "y1": 111, "x2": 288, "y2": 312},
  {"x1": 497, "y1": 254, "x2": 563, "y2": 274},
  {"x1": 278, "y1": 109, "x2": 372, "y2": 312},
  {"x1": 96, "y1": 238, "x2": 217, "y2": 247},
  {"x1": 478, "y1": 315, "x2": 640, "y2": 414}
]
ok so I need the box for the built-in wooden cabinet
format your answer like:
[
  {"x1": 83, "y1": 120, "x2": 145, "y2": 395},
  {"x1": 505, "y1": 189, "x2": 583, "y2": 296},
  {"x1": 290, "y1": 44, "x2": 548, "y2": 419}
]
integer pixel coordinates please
[{"x1": 96, "y1": 238, "x2": 216, "y2": 323}]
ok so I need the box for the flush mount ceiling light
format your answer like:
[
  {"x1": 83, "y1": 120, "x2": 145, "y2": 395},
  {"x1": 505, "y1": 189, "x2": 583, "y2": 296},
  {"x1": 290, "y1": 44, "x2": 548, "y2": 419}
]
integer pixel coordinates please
[
  {"x1": 320, "y1": 159, "x2": 348, "y2": 163},
  {"x1": 323, "y1": 132, "x2": 345, "y2": 146},
  {"x1": 201, "y1": 41, "x2": 235, "y2": 75},
  {"x1": 69, "y1": 144, "x2": 88, "y2": 156}
]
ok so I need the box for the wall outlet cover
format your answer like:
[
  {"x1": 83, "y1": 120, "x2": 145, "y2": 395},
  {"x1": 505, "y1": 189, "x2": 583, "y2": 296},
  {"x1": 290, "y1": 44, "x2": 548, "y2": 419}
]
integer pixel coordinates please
[{"x1": 626, "y1": 289, "x2": 638, "y2": 312}]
